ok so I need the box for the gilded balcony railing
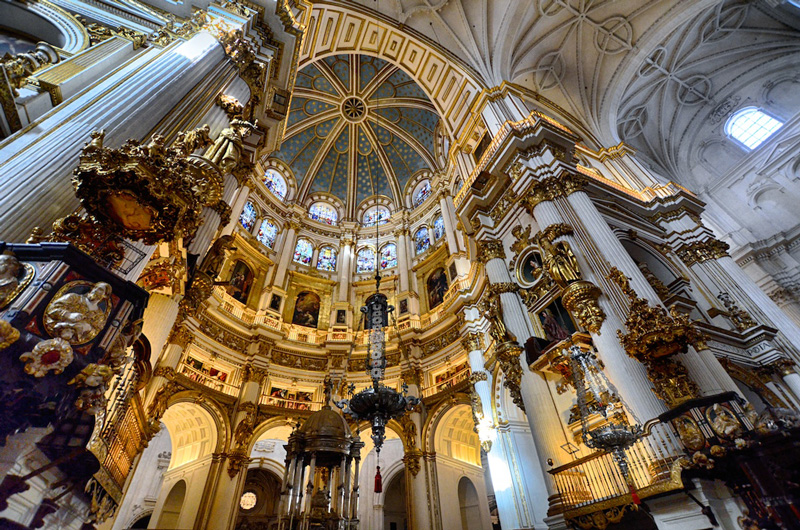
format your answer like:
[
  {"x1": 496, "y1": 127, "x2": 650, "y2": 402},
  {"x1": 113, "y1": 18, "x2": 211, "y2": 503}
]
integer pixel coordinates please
[{"x1": 548, "y1": 420, "x2": 686, "y2": 518}]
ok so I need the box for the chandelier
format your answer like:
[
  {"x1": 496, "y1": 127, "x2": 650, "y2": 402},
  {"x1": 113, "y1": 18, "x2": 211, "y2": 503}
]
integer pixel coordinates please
[
  {"x1": 335, "y1": 223, "x2": 419, "y2": 467},
  {"x1": 568, "y1": 345, "x2": 643, "y2": 503}
]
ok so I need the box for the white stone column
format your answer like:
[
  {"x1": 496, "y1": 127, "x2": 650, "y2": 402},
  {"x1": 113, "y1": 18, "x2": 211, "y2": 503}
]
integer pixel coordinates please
[
  {"x1": 399, "y1": 372, "x2": 431, "y2": 530},
  {"x1": 140, "y1": 293, "x2": 181, "y2": 367},
  {"x1": 273, "y1": 221, "x2": 298, "y2": 287},
  {"x1": 0, "y1": 33, "x2": 227, "y2": 242},
  {"x1": 310, "y1": 246, "x2": 320, "y2": 270},
  {"x1": 394, "y1": 228, "x2": 410, "y2": 293},
  {"x1": 339, "y1": 237, "x2": 353, "y2": 302},
  {"x1": 439, "y1": 192, "x2": 460, "y2": 254},
  {"x1": 221, "y1": 184, "x2": 251, "y2": 236}
]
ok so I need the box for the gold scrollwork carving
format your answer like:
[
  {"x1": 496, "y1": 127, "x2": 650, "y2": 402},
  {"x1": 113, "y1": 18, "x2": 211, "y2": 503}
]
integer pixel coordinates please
[
  {"x1": 403, "y1": 449, "x2": 422, "y2": 477},
  {"x1": 0, "y1": 319, "x2": 20, "y2": 350},
  {"x1": 561, "y1": 280, "x2": 606, "y2": 334},
  {"x1": 460, "y1": 333, "x2": 484, "y2": 353},
  {"x1": 476, "y1": 239, "x2": 505, "y2": 262},
  {"x1": 0, "y1": 254, "x2": 33, "y2": 309},
  {"x1": 495, "y1": 342, "x2": 526, "y2": 412},
  {"x1": 676, "y1": 238, "x2": 730, "y2": 266},
  {"x1": 469, "y1": 371, "x2": 488, "y2": 384},
  {"x1": 717, "y1": 292, "x2": 757, "y2": 332}
]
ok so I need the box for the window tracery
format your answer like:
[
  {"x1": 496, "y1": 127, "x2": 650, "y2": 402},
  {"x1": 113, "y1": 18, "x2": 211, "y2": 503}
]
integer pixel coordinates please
[
  {"x1": 356, "y1": 247, "x2": 375, "y2": 273},
  {"x1": 380, "y1": 243, "x2": 397, "y2": 269},
  {"x1": 293, "y1": 238, "x2": 313, "y2": 265},
  {"x1": 412, "y1": 180, "x2": 432, "y2": 207},
  {"x1": 256, "y1": 219, "x2": 278, "y2": 248},
  {"x1": 414, "y1": 227, "x2": 431, "y2": 255},
  {"x1": 725, "y1": 107, "x2": 783, "y2": 150},
  {"x1": 363, "y1": 205, "x2": 390, "y2": 226},
  {"x1": 309, "y1": 202, "x2": 338, "y2": 225},
  {"x1": 263, "y1": 169, "x2": 288, "y2": 200},
  {"x1": 239, "y1": 201, "x2": 257, "y2": 231},
  {"x1": 317, "y1": 246, "x2": 337, "y2": 271}
]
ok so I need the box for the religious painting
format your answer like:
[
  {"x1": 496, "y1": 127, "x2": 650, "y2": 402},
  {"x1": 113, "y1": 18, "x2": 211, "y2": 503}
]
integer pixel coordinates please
[
  {"x1": 448, "y1": 262, "x2": 457, "y2": 281},
  {"x1": 539, "y1": 299, "x2": 575, "y2": 344},
  {"x1": 292, "y1": 291, "x2": 321, "y2": 328},
  {"x1": 519, "y1": 250, "x2": 544, "y2": 285},
  {"x1": 399, "y1": 299, "x2": 408, "y2": 315},
  {"x1": 427, "y1": 267, "x2": 449, "y2": 310},
  {"x1": 336, "y1": 309, "x2": 347, "y2": 325},
  {"x1": 226, "y1": 261, "x2": 254, "y2": 304},
  {"x1": 269, "y1": 294, "x2": 282, "y2": 312}
]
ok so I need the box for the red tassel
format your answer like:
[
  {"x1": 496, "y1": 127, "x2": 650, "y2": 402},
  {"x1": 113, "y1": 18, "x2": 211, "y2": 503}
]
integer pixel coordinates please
[
  {"x1": 629, "y1": 484, "x2": 641, "y2": 505},
  {"x1": 374, "y1": 466, "x2": 383, "y2": 493}
]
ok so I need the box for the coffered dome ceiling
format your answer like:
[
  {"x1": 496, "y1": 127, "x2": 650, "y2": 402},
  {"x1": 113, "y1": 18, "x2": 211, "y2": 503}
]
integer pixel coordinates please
[{"x1": 270, "y1": 54, "x2": 440, "y2": 212}]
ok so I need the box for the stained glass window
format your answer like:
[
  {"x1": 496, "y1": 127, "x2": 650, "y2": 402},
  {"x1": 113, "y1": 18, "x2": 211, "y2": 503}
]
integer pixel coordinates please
[
  {"x1": 356, "y1": 247, "x2": 375, "y2": 273},
  {"x1": 433, "y1": 215, "x2": 445, "y2": 240},
  {"x1": 293, "y1": 238, "x2": 313, "y2": 265},
  {"x1": 309, "y1": 202, "x2": 338, "y2": 225},
  {"x1": 256, "y1": 219, "x2": 278, "y2": 248},
  {"x1": 412, "y1": 181, "x2": 432, "y2": 207},
  {"x1": 414, "y1": 227, "x2": 431, "y2": 255},
  {"x1": 317, "y1": 246, "x2": 337, "y2": 271},
  {"x1": 240, "y1": 491, "x2": 257, "y2": 510},
  {"x1": 363, "y1": 205, "x2": 390, "y2": 226},
  {"x1": 239, "y1": 201, "x2": 257, "y2": 231},
  {"x1": 725, "y1": 107, "x2": 783, "y2": 150},
  {"x1": 263, "y1": 169, "x2": 287, "y2": 200},
  {"x1": 380, "y1": 243, "x2": 397, "y2": 270}
]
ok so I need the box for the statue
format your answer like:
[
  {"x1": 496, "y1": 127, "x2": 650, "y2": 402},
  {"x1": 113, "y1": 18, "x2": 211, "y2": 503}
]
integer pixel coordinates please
[
  {"x1": 480, "y1": 294, "x2": 516, "y2": 344},
  {"x1": 177, "y1": 124, "x2": 212, "y2": 155},
  {"x1": 0, "y1": 254, "x2": 22, "y2": 306},
  {"x1": 44, "y1": 282, "x2": 112, "y2": 344},
  {"x1": 199, "y1": 235, "x2": 237, "y2": 279},
  {"x1": 537, "y1": 234, "x2": 581, "y2": 289},
  {"x1": 203, "y1": 118, "x2": 255, "y2": 173}
]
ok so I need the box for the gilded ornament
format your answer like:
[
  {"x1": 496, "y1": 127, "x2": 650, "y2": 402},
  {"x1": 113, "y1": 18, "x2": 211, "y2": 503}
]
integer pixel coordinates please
[
  {"x1": 199, "y1": 235, "x2": 237, "y2": 280},
  {"x1": 717, "y1": 292, "x2": 757, "y2": 332},
  {"x1": 44, "y1": 281, "x2": 112, "y2": 345},
  {"x1": 174, "y1": 124, "x2": 212, "y2": 155},
  {"x1": 676, "y1": 238, "x2": 730, "y2": 265},
  {"x1": 646, "y1": 357, "x2": 699, "y2": 407},
  {"x1": 403, "y1": 449, "x2": 422, "y2": 477},
  {"x1": 105, "y1": 318, "x2": 142, "y2": 373},
  {"x1": 460, "y1": 333, "x2": 484, "y2": 352},
  {"x1": 204, "y1": 119, "x2": 256, "y2": 174},
  {"x1": 226, "y1": 451, "x2": 251, "y2": 478},
  {"x1": 705, "y1": 403, "x2": 743, "y2": 440},
  {"x1": 537, "y1": 224, "x2": 581, "y2": 289},
  {"x1": 0, "y1": 254, "x2": 33, "y2": 309},
  {"x1": 510, "y1": 224, "x2": 534, "y2": 258},
  {"x1": 561, "y1": 280, "x2": 606, "y2": 334},
  {"x1": 771, "y1": 358, "x2": 796, "y2": 377},
  {"x1": 495, "y1": 342, "x2": 526, "y2": 412},
  {"x1": 233, "y1": 406, "x2": 257, "y2": 450},
  {"x1": 70, "y1": 364, "x2": 115, "y2": 414},
  {"x1": 476, "y1": 239, "x2": 505, "y2": 262},
  {"x1": 19, "y1": 338, "x2": 74, "y2": 377},
  {"x1": 671, "y1": 416, "x2": 706, "y2": 451},
  {"x1": 638, "y1": 264, "x2": 670, "y2": 300},
  {"x1": 479, "y1": 294, "x2": 516, "y2": 345},
  {"x1": 488, "y1": 282, "x2": 520, "y2": 296},
  {"x1": 469, "y1": 371, "x2": 488, "y2": 384},
  {"x1": 0, "y1": 319, "x2": 20, "y2": 350},
  {"x1": 0, "y1": 42, "x2": 60, "y2": 96},
  {"x1": 216, "y1": 93, "x2": 244, "y2": 118},
  {"x1": 521, "y1": 178, "x2": 559, "y2": 211},
  {"x1": 47, "y1": 213, "x2": 125, "y2": 265}
]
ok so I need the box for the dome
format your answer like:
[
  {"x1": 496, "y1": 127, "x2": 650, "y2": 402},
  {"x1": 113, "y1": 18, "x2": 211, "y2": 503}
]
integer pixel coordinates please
[{"x1": 299, "y1": 406, "x2": 350, "y2": 440}]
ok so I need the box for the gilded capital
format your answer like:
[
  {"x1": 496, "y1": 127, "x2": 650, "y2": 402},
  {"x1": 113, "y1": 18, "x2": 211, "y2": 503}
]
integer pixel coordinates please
[
  {"x1": 676, "y1": 238, "x2": 730, "y2": 266},
  {"x1": 477, "y1": 239, "x2": 505, "y2": 262},
  {"x1": 168, "y1": 325, "x2": 193, "y2": 348},
  {"x1": 772, "y1": 358, "x2": 797, "y2": 377},
  {"x1": 469, "y1": 371, "x2": 489, "y2": 384},
  {"x1": 461, "y1": 333, "x2": 484, "y2": 352}
]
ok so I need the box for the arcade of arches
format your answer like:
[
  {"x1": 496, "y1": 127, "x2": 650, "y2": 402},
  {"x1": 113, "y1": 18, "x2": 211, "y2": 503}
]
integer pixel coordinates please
[{"x1": 2, "y1": 1, "x2": 800, "y2": 530}]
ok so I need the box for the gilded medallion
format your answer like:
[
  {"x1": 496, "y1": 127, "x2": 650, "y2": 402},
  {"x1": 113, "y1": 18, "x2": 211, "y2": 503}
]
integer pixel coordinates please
[
  {"x1": 672, "y1": 416, "x2": 705, "y2": 451},
  {"x1": 43, "y1": 280, "x2": 113, "y2": 345},
  {"x1": 0, "y1": 254, "x2": 34, "y2": 309}
]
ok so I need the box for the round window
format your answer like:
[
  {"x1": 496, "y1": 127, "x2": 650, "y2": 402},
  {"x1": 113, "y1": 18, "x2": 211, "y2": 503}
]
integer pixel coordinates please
[{"x1": 240, "y1": 491, "x2": 257, "y2": 511}]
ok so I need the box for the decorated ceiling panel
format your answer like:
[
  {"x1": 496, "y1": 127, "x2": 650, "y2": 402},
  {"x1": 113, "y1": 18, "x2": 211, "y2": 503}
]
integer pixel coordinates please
[{"x1": 271, "y1": 54, "x2": 440, "y2": 213}]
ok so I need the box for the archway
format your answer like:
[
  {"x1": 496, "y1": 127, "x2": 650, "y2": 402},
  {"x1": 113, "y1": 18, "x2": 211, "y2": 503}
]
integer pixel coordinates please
[
  {"x1": 235, "y1": 468, "x2": 282, "y2": 529},
  {"x1": 156, "y1": 480, "x2": 186, "y2": 528},
  {"x1": 458, "y1": 477, "x2": 482, "y2": 530},
  {"x1": 382, "y1": 469, "x2": 406, "y2": 530}
]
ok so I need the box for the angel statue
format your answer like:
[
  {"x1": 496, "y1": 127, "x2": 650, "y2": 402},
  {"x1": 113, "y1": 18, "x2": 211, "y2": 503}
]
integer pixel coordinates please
[{"x1": 480, "y1": 294, "x2": 516, "y2": 345}]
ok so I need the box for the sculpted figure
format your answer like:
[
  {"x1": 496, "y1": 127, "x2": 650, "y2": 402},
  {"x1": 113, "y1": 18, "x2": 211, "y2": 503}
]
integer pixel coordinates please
[
  {"x1": 199, "y1": 235, "x2": 237, "y2": 279},
  {"x1": 538, "y1": 236, "x2": 581, "y2": 289},
  {"x1": 481, "y1": 295, "x2": 516, "y2": 344},
  {"x1": 204, "y1": 119, "x2": 255, "y2": 173},
  {"x1": 0, "y1": 255, "x2": 22, "y2": 306},
  {"x1": 180, "y1": 124, "x2": 212, "y2": 154},
  {"x1": 44, "y1": 282, "x2": 112, "y2": 344}
]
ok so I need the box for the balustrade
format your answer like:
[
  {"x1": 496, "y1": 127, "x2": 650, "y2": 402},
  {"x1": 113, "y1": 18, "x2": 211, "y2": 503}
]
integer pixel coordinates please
[{"x1": 177, "y1": 362, "x2": 238, "y2": 396}]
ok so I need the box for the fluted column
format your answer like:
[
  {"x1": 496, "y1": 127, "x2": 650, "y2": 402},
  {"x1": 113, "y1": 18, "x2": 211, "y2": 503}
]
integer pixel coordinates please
[
  {"x1": 273, "y1": 220, "x2": 299, "y2": 287},
  {"x1": 0, "y1": 33, "x2": 227, "y2": 242},
  {"x1": 773, "y1": 359, "x2": 800, "y2": 403},
  {"x1": 394, "y1": 228, "x2": 410, "y2": 293},
  {"x1": 399, "y1": 367, "x2": 431, "y2": 530},
  {"x1": 561, "y1": 188, "x2": 739, "y2": 398},
  {"x1": 529, "y1": 198, "x2": 666, "y2": 420},
  {"x1": 221, "y1": 184, "x2": 251, "y2": 236},
  {"x1": 439, "y1": 192, "x2": 460, "y2": 254},
  {"x1": 140, "y1": 293, "x2": 181, "y2": 367},
  {"x1": 339, "y1": 237, "x2": 353, "y2": 302},
  {"x1": 477, "y1": 240, "x2": 563, "y2": 526},
  {"x1": 145, "y1": 325, "x2": 192, "y2": 408}
]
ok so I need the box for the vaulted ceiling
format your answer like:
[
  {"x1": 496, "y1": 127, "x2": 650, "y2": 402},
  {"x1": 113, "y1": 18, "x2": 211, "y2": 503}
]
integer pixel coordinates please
[{"x1": 270, "y1": 54, "x2": 440, "y2": 212}]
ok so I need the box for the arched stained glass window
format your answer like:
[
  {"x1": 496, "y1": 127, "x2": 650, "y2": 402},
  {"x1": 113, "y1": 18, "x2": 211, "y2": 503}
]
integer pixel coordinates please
[
  {"x1": 256, "y1": 219, "x2": 278, "y2": 248},
  {"x1": 263, "y1": 169, "x2": 287, "y2": 200},
  {"x1": 239, "y1": 201, "x2": 257, "y2": 231},
  {"x1": 725, "y1": 107, "x2": 783, "y2": 150},
  {"x1": 380, "y1": 243, "x2": 397, "y2": 270},
  {"x1": 356, "y1": 247, "x2": 375, "y2": 273},
  {"x1": 412, "y1": 180, "x2": 432, "y2": 207},
  {"x1": 433, "y1": 215, "x2": 445, "y2": 240},
  {"x1": 309, "y1": 202, "x2": 338, "y2": 225},
  {"x1": 317, "y1": 246, "x2": 337, "y2": 271},
  {"x1": 293, "y1": 238, "x2": 313, "y2": 265},
  {"x1": 414, "y1": 227, "x2": 431, "y2": 255},
  {"x1": 363, "y1": 205, "x2": 390, "y2": 226}
]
